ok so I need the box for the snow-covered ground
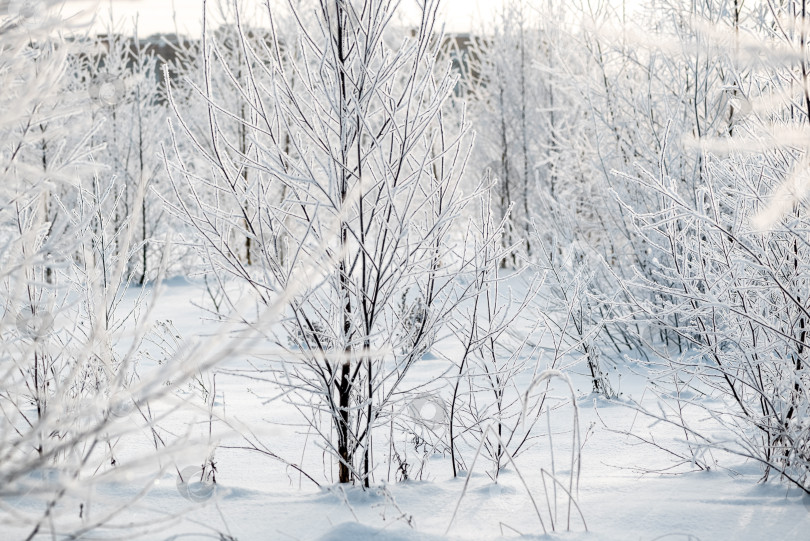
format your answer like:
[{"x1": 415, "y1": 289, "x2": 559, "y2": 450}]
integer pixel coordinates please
[{"x1": 5, "y1": 279, "x2": 810, "y2": 540}]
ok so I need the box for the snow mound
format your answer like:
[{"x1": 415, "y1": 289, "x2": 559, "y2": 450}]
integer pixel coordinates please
[{"x1": 315, "y1": 522, "x2": 446, "y2": 541}]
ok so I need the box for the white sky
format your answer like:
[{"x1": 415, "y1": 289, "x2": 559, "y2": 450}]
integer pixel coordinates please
[{"x1": 60, "y1": 0, "x2": 510, "y2": 37}]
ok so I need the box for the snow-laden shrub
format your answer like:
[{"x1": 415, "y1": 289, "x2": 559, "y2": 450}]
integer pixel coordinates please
[
  {"x1": 616, "y1": 151, "x2": 810, "y2": 491},
  {"x1": 0, "y1": 8, "x2": 251, "y2": 536}
]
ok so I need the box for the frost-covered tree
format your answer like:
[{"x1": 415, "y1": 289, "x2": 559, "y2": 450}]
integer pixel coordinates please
[
  {"x1": 167, "y1": 0, "x2": 486, "y2": 485},
  {"x1": 82, "y1": 26, "x2": 170, "y2": 285},
  {"x1": 460, "y1": 0, "x2": 545, "y2": 261}
]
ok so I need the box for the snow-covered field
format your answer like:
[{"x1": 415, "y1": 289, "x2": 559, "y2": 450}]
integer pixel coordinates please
[{"x1": 6, "y1": 279, "x2": 808, "y2": 541}]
